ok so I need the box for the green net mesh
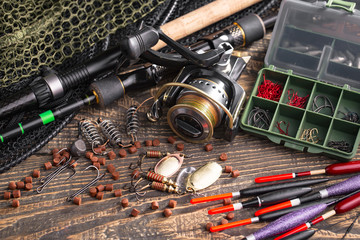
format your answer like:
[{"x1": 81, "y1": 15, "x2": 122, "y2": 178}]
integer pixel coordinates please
[
  {"x1": 0, "y1": 0, "x2": 166, "y2": 89},
  {"x1": 0, "y1": 0, "x2": 281, "y2": 173}
]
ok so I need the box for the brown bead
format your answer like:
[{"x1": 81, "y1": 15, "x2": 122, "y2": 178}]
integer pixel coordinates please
[
  {"x1": 53, "y1": 153, "x2": 61, "y2": 159},
  {"x1": 176, "y1": 143, "x2": 184, "y2": 151},
  {"x1": 44, "y1": 161, "x2": 52, "y2": 170},
  {"x1": 96, "y1": 184, "x2": 105, "y2": 192},
  {"x1": 16, "y1": 181, "x2": 25, "y2": 189},
  {"x1": 131, "y1": 170, "x2": 140, "y2": 179},
  {"x1": 145, "y1": 140, "x2": 152, "y2": 146},
  {"x1": 108, "y1": 151, "x2": 116, "y2": 160},
  {"x1": 152, "y1": 139, "x2": 160, "y2": 146},
  {"x1": 105, "y1": 184, "x2": 113, "y2": 191},
  {"x1": 52, "y1": 148, "x2": 60, "y2": 154},
  {"x1": 226, "y1": 212, "x2": 235, "y2": 220},
  {"x1": 96, "y1": 192, "x2": 104, "y2": 200},
  {"x1": 128, "y1": 146, "x2": 137, "y2": 154},
  {"x1": 224, "y1": 166, "x2": 233, "y2": 173},
  {"x1": 221, "y1": 219, "x2": 228, "y2": 225},
  {"x1": 85, "y1": 151, "x2": 94, "y2": 159},
  {"x1": 25, "y1": 176, "x2": 32, "y2": 184},
  {"x1": 25, "y1": 183, "x2": 33, "y2": 191},
  {"x1": 204, "y1": 143, "x2": 213, "y2": 152},
  {"x1": 62, "y1": 151, "x2": 70, "y2": 159},
  {"x1": 206, "y1": 222, "x2": 213, "y2": 231},
  {"x1": 168, "y1": 200, "x2": 177, "y2": 208},
  {"x1": 89, "y1": 187, "x2": 97, "y2": 197},
  {"x1": 118, "y1": 149, "x2": 127, "y2": 158},
  {"x1": 112, "y1": 171, "x2": 120, "y2": 180},
  {"x1": 12, "y1": 199, "x2": 20, "y2": 208},
  {"x1": 98, "y1": 157, "x2": 106, "y2": 165},
  {"x1": 223, "y1": 198, "x2": 231, "y2": 206},
  {"x1": 73, "y1": 196, "x2": 82, "y2": 205},
  {"x1": 163, "y1": 208, "x2": 172, "y2": 217},
  {"x1": 114, "y1": 189, "x2": 122, "y2": 197},
  {"x1": 8, "y1": 182, "x2": 16, "y2": 190},
  {"x1": 151, "y1": 201, "x2": 159, "y2": 210},
  {"x1": 93, "y1": 162, "x2": 101, "y2": 170},
  {"x1": 107, "y1": 164, "x2": 116, "y2": 173},
  {"x1": 167, "y1": 136, "x2": 176, "y2": 144},
  {"x1": 90, "y1": 156, "x2": 99, "y2": 163},
  {"x1": 13, "y1": 190, "x2": 21, "y2": 198},
  {"x1": 53, "y1": 157, "x2": 61, "y2": 166},
  {"x1": 219, "y1": 153, "x2": 228, "y2": 161},
  {"x1": 131, "y1": 208, "x2": 140, "y2": 217},
  {"x1": 93, "y1": 147, "x2": 102, "y2": 154},
  {"x1": 121, "y1": 198, "x2": 129, "y2": 207},
  {"x1": 231, "y1": 170, "x2": 240, "y2": 178},
  {"x1": 134, "y1": 141, "x2": 141, "y2": 149},
  {"x1": 32, "y1": 169, "x2": 41, "y2": 178},
  {"x1": 4, "y1": 191, "x2": 11, "y2": 200}
]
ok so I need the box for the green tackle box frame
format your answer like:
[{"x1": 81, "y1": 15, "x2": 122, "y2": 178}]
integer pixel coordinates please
[{"x1": 240, "y1": 0, "x2": 360, "y2": 160}]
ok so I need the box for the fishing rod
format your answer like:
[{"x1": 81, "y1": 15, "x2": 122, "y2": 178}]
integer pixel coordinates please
[{"x1": 0, "y1": 5, "x2": 276, "y2": 120}]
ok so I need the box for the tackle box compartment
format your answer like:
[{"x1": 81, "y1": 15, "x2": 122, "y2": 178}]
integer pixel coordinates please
[{"x1": 240, "y1": 0, "x2": 360, "y2": 160}]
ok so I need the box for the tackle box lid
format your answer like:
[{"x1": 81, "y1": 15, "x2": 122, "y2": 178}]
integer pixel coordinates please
[{"x1": 264, "y1": 0, "x2": 360, "y2": 90}]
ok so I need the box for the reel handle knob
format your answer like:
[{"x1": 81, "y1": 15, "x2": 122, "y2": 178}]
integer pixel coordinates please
[{"x1": 119, "y1": 26, "x2": 159, "y2": 60}]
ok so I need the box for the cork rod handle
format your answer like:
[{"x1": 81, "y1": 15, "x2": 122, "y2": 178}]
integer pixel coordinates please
[{"x1": 152, "y1": 0, "x2": 262, "y2": 50}]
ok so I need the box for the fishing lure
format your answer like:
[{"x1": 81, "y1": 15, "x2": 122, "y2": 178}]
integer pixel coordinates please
[
  {"x1": 154, "y1": 153, "x2": 184, "y2": 177},
  {"x1": 176, "y1": 167, "x2": 196, "y2": 193},
  {"x1": 186, "y1": 162, "x2": 222, "y2": 193}
]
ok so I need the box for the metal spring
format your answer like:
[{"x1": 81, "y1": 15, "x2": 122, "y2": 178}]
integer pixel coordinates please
[
  {"x1": 126, "y1": 105, "x2": 139, "y2": 142},
  {"x1": 151, "y1": 182, "x2": 179, "y2": 194},
  {"x1": 98, "y1": 119, "x2": 122, "y2": 146},
  {"x1": 79, "y1": 120, "x2": 103, "y2": 150},
  {"x1": 146, "y1": 150, "x2": 167, "y2": 158},
  {"x1": 146, "y1": 171, "x2": 165, "y2": 182},
  {"x1": 145, "y1": 171, "x2": 177, "y2": 187}
]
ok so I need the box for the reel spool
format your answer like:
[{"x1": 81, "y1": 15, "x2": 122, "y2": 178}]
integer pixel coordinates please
[{"x1": 167, "y1": 78, "x2": 230, "y2": 142}]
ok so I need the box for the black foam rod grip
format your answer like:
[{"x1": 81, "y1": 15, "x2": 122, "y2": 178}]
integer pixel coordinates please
[{"x1": 90, "y1": 74, "x2": 125, "y2": 108}]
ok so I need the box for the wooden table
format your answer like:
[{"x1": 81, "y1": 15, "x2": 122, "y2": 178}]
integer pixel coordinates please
[{"x1": 1, "y1": 33, "x2": 359, "y2": 240}]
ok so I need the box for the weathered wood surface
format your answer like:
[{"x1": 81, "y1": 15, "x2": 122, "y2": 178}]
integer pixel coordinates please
[{"x1": 1, "y1": 33, "x2": 360, "y2": 240}]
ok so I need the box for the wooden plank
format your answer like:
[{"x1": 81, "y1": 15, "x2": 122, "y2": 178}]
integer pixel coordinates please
[{"x1": 0, "y1": 33, "x2": 359, "y2": 240}]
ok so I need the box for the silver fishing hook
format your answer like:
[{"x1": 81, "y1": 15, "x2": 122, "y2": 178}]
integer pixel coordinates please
[{"x1": 66, "y1": 165, "x2": 106, "y2": 201}]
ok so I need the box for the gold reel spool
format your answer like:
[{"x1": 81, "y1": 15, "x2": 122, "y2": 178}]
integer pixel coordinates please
[{"x1": 152, "y1": 81, "x2": 234, "y2": 143}]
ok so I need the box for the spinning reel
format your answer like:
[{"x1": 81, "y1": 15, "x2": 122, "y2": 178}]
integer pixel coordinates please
[{"x1": 146, "y1": 42, "x2": 247, "y2": 143}]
